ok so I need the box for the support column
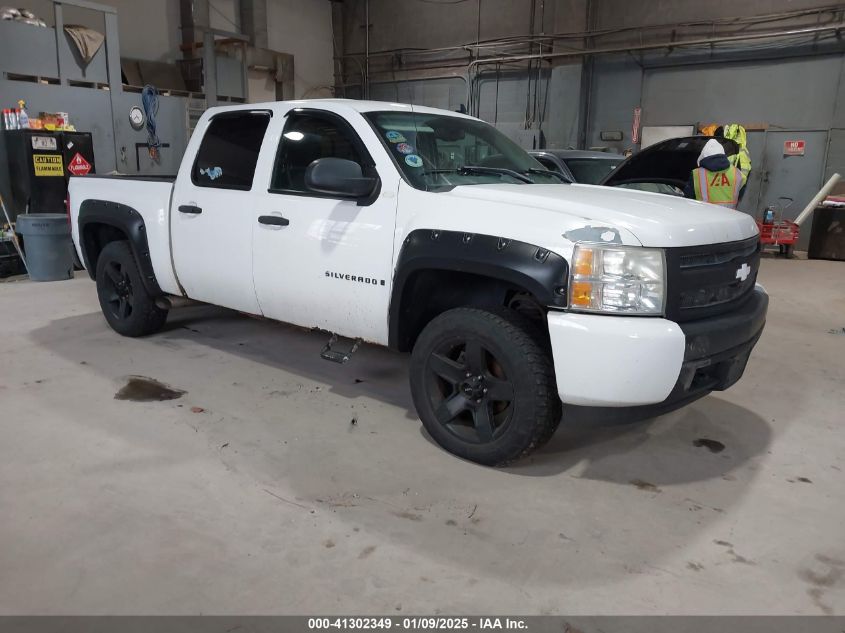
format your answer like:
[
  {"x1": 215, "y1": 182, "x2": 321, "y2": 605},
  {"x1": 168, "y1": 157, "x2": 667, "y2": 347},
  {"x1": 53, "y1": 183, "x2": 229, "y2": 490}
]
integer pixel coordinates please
[
  {"x1": 203, "y1": 29, "x2": 217, "y2": 106},
  {"x1": 103, "y1": 9, "x2": 124, "y2": 171},
  {"x1": 180, "y1": 0, "x2": 210, "y2": 59},
  {"x1": 577, "y1": 0, "x2": 597, "y2": 149},
  {"x1": 240, "y1": 0, "x2": 268, "y2": 49}
]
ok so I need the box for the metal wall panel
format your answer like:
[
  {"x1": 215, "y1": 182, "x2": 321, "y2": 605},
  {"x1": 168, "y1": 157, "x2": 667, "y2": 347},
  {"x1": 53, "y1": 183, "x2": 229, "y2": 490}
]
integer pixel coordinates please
[
  {"x1": 0, "y1": 79, "x2": 189, "y2": 185},
  {"x1": 0, "y1": 20, "x2": 108, "y2": 84},
  {"x1": 0, "y1": 79, "x2": 114, "y2": 166},
  {"x1": 215, "y1": 55, "x2": 245, "y2": 100},
  {"x1": 587, "y1": 56, "x2": 642, "y2": 153},
  {"x1": 58, "y1": 25, "x2": 109, "y2": 84},
  {"x1": 825, "y1": 129, "x2": 845, "y2": 180},
  {"x1": 112, "y1": 91, "x2": 188, "y2": 176},
  {"x1": 0, "y1": 21, "x2": 60, "y2": 79},
  {"x1": 641, "y1": 56, "x2": 841, "y2": 130},
  {"x1": 369, "y1": 78, "x2": 466, "y2": 112}
]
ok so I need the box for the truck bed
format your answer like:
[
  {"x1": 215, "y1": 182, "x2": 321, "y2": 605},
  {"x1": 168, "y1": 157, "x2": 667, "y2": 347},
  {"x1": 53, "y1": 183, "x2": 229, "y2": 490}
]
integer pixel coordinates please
[
  {"x1": 78, "y1": 174, "x2": 177, "y2": 183},
  {"x1": 68, "y1": 175, "x2": 180, "y2": 295}
]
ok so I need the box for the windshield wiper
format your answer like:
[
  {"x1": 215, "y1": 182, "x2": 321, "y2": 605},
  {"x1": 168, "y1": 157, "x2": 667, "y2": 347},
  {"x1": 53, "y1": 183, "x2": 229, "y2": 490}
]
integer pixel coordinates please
[
  {"x1": 523, "y1": 167, "x2": 571, "y2": 183},
  {"x1": 422, "y1": 165, "x2": 533, "y2": 184}
]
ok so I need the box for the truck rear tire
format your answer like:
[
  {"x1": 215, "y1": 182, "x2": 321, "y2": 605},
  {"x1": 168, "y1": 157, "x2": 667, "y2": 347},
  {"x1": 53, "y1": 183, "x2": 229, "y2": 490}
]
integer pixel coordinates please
[
  {"x1": 95, "y1": 240, "x2": 167, "y2": 337},
  {"x1": 410, "y1": 307, "x2": 561, "y2": 466}
]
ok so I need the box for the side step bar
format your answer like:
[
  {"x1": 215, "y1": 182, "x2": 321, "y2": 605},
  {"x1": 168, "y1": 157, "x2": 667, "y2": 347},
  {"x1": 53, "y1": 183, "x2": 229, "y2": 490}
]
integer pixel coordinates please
[{"x1": 321, "y1": 334, "x2": 362, "y2": 364}]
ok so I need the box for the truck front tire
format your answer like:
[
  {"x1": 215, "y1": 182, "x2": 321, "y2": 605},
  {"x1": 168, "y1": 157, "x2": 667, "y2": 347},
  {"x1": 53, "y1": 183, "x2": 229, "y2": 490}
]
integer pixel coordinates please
[
  {"x1": 95, "y1": 240, "x2": 167, "y2": 337},
  {"x1": 410, "y1": 307, "x2": 561, "y2": 466}
]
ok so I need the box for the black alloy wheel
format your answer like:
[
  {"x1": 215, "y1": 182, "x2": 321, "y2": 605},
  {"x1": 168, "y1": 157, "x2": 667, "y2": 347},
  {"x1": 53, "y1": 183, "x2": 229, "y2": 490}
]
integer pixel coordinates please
[
  {"x1": 95, "y1": 240, "x2": 167, "y2": 337},
  {"x1": 410, "y1": 307, "x2": 561, "y2": 466},
  {"x1": 426, "y1": 338, "x2": 515, "y2": 444}
]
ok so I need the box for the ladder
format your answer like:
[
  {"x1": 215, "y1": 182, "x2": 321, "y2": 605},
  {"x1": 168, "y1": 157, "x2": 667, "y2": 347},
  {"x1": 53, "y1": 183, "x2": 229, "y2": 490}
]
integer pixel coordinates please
[{"x1": 186, "y1": 96, "x2": 206, "y2": 140}]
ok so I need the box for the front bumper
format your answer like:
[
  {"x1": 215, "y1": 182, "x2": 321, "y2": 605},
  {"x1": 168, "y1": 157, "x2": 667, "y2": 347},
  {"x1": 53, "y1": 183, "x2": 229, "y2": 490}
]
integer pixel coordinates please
[{"x1": 547, "y1": 286, "x2": 768, "y2": 407}]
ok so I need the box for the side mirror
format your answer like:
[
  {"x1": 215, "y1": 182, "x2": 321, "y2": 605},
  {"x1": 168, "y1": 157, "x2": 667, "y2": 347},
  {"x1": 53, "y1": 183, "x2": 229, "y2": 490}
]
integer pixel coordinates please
[{"x1": 305, "y1": 157, "x2": 378, "y2": 198}]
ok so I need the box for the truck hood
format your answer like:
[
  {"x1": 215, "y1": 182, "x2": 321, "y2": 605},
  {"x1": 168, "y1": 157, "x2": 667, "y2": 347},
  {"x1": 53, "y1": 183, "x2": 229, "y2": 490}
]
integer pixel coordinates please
[
  {"x1": 601, "y1": 136, "x2": 740, "y2": 189},
  {"x1": 438, "y1": 182, "x2": 758, "y2": 248}
]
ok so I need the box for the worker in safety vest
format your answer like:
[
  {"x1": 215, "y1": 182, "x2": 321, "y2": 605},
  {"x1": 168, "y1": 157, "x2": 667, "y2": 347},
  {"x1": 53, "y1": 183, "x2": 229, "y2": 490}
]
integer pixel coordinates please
[{"x1": 683, "y1": 139, "x2": 743, "y2": 208}]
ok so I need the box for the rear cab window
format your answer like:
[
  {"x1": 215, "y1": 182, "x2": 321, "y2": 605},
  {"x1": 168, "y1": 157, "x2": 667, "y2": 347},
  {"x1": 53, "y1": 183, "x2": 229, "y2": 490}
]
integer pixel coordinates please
[{"x1": 192, "y1": 111, "x2": 272, "y2": 190}]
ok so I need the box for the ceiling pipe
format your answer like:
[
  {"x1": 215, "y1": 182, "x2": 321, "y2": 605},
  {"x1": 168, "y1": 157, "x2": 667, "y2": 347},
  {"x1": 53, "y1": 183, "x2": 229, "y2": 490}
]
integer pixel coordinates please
[
  {"x1": 464, "y1": 22, "x2": 845, "y2": 114},
  {"x1": 338, "y1": 5, "x2": 844, "y2": 61}
]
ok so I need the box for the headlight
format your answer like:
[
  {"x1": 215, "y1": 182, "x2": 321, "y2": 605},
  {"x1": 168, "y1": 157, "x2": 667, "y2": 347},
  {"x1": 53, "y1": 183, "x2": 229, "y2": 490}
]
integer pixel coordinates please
[{"x1": 569, "y1": 244, "x2": 665, "y2": 314}]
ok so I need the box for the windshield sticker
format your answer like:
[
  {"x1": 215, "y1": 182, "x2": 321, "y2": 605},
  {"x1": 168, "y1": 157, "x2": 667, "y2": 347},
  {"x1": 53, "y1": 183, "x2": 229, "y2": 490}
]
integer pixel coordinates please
[
  {"x1": 395, "y1": 142, "x2": 414, "y2": 155},
  {"x1": 200, "y1": 166, "x2": 223, "y2": 180},
  {"x1": 405, "y1": 154, "x2": 424, "y2": 168},
  {"x1": 385, "y1": 130, "x2": 406, "y2": 143}
]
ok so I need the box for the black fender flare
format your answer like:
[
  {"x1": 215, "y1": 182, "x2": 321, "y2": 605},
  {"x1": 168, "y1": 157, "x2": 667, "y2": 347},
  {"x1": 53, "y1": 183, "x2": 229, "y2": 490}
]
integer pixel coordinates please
[
  {"x1": 78, "y1": 199, "x2": 163, "y2": 296},
  {"x1": 388, "y1": 229, "x2": 569, "y2": 350}
]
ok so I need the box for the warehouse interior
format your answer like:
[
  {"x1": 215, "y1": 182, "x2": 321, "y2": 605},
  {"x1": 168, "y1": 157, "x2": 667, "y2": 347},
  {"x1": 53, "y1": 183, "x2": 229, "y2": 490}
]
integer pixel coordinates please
[{"x1": 1, "y1": 0, "x2": 844, "y2": 622}]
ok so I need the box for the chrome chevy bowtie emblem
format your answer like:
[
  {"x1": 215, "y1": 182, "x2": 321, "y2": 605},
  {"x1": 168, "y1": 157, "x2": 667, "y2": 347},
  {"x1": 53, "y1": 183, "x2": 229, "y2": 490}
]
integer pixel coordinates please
[{"x1": 736, "y1": 263, "x2": 751, "y2": 282}]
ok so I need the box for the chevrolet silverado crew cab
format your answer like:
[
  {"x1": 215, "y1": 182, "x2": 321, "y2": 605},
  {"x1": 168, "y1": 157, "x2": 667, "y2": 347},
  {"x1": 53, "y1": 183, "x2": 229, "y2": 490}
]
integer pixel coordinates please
[{"x1": 69, "y1": 99, "x2": 767, "y2": 466}]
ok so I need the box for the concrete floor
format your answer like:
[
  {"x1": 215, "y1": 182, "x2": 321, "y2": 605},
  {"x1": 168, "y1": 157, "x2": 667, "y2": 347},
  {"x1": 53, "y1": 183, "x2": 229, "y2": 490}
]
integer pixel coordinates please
[{"x1": 0, "y1": 258, "x2": 843, "y2": 615}]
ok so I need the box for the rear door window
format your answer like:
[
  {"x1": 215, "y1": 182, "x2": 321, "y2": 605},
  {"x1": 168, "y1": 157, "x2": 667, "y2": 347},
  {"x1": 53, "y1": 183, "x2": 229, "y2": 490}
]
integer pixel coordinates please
[{"x1": 192, "y1": 112, "x2": 271, "y2": 190}]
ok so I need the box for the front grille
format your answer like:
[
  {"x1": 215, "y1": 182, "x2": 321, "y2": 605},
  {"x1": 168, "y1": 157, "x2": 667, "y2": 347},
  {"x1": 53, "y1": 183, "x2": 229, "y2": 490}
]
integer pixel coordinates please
[{"x1": 665, "y1": 236, "x2": 761, "y2": 323}]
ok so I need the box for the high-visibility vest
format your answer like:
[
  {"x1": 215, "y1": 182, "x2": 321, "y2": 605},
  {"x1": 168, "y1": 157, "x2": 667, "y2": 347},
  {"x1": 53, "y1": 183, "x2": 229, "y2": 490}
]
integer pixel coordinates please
[
  {"x1": 692, "y1": 166, "x2": 743, "y2": 208},
  {"x1": 728, "y1": 148, "x2": 752, "y2": 185},
  {"x1": 723, "y1": 124, "x2": 751, "y2": 185}
]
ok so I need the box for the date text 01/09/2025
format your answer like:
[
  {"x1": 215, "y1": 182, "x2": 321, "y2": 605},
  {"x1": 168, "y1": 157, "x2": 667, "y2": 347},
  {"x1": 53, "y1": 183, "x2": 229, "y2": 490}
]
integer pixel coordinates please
[{"x1": 307, "y1": 617, "x2": 528, "y2": 630}]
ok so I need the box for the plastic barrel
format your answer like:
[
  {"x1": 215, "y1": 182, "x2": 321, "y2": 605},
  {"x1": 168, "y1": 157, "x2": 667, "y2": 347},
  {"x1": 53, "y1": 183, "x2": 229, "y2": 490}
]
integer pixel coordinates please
[{"x1": 15, "y1": 214, "x2": 74, "y2": 282}]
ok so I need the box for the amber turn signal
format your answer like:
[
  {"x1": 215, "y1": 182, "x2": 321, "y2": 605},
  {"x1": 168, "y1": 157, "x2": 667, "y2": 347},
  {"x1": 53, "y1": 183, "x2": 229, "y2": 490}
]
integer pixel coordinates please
[
  {"x1": 571, "y1": 281, "x2": 593, "y2": 307},
  {"x1": 573, "y1": 248, "x2": 593, "y2": 276}
]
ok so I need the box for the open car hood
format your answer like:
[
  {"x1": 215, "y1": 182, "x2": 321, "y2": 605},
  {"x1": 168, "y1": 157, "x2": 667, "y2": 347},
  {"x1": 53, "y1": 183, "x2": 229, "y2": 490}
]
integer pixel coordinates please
[{"x1": 600, "y1": 136, "x2": 739, "y2": 189}]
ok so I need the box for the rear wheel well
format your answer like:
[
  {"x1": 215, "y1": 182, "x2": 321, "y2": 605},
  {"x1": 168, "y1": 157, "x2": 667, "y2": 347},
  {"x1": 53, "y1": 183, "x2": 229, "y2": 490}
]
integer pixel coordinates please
[
  {"x1": 81, "y1": 223, "x2": 129, "y2": 275},
  {"x1": 392, "y1": 269, "x2": 548, "y2": 352}
]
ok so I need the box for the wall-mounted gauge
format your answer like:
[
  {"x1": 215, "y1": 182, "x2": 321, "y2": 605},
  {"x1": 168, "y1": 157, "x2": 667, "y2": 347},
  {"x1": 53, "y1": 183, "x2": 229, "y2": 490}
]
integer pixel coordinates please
[{"x1": 129, "y1": 105, "x2": 145, "y2": 130}]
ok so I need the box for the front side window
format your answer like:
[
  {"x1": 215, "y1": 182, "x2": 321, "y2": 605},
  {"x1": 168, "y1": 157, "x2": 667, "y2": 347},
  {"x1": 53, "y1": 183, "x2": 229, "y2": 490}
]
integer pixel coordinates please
[
  {"x1": 192, "y1": 112, "x2": 271, "y2": 190},
  {"x1": 271, "y1": 113, "x2": 366, "y2": 193},
  {"x1": 364, "y1": 111, "x2": 562, "y2": 191}
]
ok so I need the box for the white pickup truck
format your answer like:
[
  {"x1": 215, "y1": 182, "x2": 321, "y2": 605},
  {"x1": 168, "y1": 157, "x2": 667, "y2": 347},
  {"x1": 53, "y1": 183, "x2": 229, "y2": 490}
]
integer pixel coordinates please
[{"x1": 69, "y1": 99, "x2": 767, "y2": 465}]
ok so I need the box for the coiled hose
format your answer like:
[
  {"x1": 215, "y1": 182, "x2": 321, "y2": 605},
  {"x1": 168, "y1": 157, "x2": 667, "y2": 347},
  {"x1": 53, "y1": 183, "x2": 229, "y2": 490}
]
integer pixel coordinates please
[{"x1": 141, "y1": 84, "x2": 161, "y2": 160}]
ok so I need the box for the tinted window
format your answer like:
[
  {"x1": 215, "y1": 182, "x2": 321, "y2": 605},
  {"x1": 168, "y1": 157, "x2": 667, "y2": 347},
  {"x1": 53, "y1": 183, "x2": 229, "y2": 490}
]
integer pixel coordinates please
[
  {"x1": 535, "y1": 156, "x2": 560, "y2": 173},
  {"x1": 272, "y1": 114, "x2": 364, "y2": 192},
  {"x1": 192, "y1": 113, "x2": 270, "y2": 190},
  {"x1": 562, "y1": 157, "x2": 622, "y2": 184}
]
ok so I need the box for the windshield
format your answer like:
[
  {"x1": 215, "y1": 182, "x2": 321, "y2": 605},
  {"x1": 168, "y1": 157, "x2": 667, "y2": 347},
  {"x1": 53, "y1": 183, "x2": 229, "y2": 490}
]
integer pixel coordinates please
[
  {"x1": 364, "y1": 111, "x2": 563, "y2": 190},
  {"x1": 561, "y1": 157, "x2": 622, "y2": 184}
]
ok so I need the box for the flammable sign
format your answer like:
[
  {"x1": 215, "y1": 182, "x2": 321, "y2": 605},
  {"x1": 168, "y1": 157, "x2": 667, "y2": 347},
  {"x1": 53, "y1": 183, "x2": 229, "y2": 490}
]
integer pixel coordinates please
[{"x1": 67, "y1": 152, "x2": 92, "y2": 176}]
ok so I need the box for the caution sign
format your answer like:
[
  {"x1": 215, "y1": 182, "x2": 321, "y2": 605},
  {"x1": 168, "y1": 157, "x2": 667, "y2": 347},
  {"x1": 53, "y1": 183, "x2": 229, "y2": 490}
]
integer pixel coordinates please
[
  {"x1": 67, "y1": 152, "x2": 92, "y2": 176},
  {"x1": 33, "y1": 154, "x2": 64, "y2": 177}
]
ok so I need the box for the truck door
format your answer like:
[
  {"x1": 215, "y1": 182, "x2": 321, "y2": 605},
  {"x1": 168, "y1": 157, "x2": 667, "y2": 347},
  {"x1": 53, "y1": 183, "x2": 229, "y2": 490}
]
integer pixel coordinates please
[
  {"x1": 252, "y1": 108, "x2": 399, "y2": 345},
  {"x1": 171, "y1": 110, "x2": 271, "y2": 313}
]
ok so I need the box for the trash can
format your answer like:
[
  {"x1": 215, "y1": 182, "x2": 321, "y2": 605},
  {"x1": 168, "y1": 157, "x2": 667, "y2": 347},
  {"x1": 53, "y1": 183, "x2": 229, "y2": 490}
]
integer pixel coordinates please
[{"x1": 15, "y1": 213, "x2": 74, "y2": 281}]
